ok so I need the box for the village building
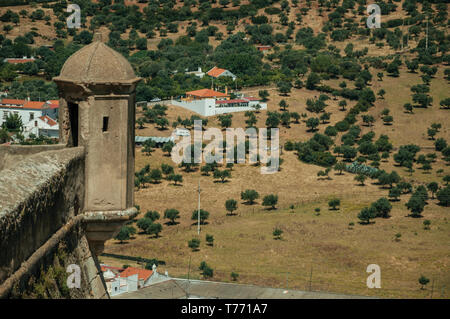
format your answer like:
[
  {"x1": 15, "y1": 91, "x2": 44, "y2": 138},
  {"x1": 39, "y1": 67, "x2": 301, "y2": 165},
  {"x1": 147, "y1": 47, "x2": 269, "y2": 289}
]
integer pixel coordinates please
[
  {"x1": 206, "y1": 66, "x2": 237, "y2": 81},
  {"x1": 185, "y1": 67, "x2": 205, "y2": 78},
  {"x1": 0, "y1": 98, "x2": 59, "y2": 128},
  {"x1": 101, "y1": 264, "x2": 170, "y2": 297},
  {"x1": 22, "y1": 115, "x2": 59, "y2": 139},
  {"x1": 256, "y1": 45, "x2": 272, "y2": 51},
  {"x1": 171, "y1": 88, "x2": 267, "y2": 116},
  {"x1": 43, "y1": 100, "x2": 59, "y2": 119},
  {"x1": 3, "y1": 56, "x2": 36, "y2": 64}
]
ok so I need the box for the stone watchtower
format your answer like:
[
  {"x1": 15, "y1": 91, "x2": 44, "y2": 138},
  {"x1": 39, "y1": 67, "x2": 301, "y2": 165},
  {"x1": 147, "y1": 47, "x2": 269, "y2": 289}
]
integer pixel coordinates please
[
  {"x1": 0, "y1": 33, "x2": 141, "y2": 298},
  {"x1": 54, "y1": 33, "x2": 141, "y2": 253}
]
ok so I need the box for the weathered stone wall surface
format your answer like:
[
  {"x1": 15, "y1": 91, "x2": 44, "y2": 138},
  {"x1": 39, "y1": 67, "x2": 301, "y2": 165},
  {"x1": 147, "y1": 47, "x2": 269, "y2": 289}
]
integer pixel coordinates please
[
  {"x1": 0, "y1": 144, "x2": 66, "y2": 171},
  {"x1": 5, "y1": 222, "x2": 108, "y2": 299},
  {"x1": 0, "y1": 146, "x2": 108, "y2": 298}
]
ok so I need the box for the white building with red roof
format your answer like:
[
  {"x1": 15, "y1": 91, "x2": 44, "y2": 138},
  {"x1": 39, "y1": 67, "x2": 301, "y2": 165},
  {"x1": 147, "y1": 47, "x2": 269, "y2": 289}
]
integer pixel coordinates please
[
  {"x1": 207, "y1": 66, "x2": 237, "y2": 81},
  {"x1": 101, "y1": 264, "x2": 170, "y2": 297},
  {"x1": 0, "y1": 98, "x2": 59, "y2": 129},
  {"x1": 3, "y1": 56, "x2": 36, "y2": 64},
  {"x1": 172, "y1": 89, "x2": 267, "y2": 116},
  {"x1": 22, "y1": 115, "x2": 59, "y2": 139}
]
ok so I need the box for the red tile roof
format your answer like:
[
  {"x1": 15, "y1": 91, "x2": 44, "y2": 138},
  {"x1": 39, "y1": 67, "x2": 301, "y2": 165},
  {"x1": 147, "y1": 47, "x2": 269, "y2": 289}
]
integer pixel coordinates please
[
  {"x1": 23, "y1": 101, "x2": 46, "y2": 110},
  {"x1": 0, "y1": 99, "x2": 26, "y2": 106},
  {"x1": 39, "y1": 115, "x2": 58, "y2": 127},
  {"x1": 119, "y1": 267, "x2": 153, "y2": 281},
  {"x1": 186, "y1": 88, "x2": 229, "y2": 98},
  {"x1": 101, "y1": 265, "x2": 124, "y2": 272},
  {"x1": 5, "y1": 58, "x2": 35, "y2": 64},
  {"x1": 207, "y1": 66, "x2": 226, "y2": 78}
]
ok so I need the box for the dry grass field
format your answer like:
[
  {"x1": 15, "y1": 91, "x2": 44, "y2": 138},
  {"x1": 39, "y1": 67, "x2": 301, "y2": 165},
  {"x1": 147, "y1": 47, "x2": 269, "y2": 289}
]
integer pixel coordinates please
[{"x1": 104, "y1": 67, "x2": 450, "y2": 298}]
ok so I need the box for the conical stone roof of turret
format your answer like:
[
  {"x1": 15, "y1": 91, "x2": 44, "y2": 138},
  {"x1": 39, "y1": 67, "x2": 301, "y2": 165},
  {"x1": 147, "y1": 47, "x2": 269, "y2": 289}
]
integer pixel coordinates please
[{"x1": 53, "y1": 33, "x2": 140, "y2": 85}]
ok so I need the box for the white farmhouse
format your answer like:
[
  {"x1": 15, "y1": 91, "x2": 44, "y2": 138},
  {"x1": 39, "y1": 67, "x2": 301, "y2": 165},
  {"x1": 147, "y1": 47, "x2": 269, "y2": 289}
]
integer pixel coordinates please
[
  {"x1": 0, "y1": 98, "x2": 59, "y2": 127},
  {"x1": 171, "y1": 88, "x2": 267, "y2": 116},
  {"x1": 101, "y1": 264, "x2": 170, "y2": 297},
  {"x1": 22, "y1": 115, "x2": 59, "y2": 139},
  {"x1": 207, "y1": 66, "x2": 237, "y2": 81}
]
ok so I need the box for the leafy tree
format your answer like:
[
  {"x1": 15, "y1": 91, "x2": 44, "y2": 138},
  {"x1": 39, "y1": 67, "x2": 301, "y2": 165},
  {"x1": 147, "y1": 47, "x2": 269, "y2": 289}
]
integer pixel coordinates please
[
  {"x1": 191, "y1": 209, "x2": 210, "y2": 224},
  {"x1": 426, "y1": 182, "x2": 438, "y2": 199},
  {"x1": 149, "y1": 169, "x2": 162, "y2": 183},
  {"x1": 403, "y1": 103, "x2": 413, "y2": 113},
  {"x1": 338, "y1": 100, "x2": 347, "y2": 111},
  {"x1": 405, "y1": 195, "x2": 425, "y2": 217},
  {"x1": 115, "y1": 226, "x2": 131, "y2": 243},
  {"x1": 413, "y1": 93, "x2": 433, "y2": 108},
  {"x1": 306, "y1": 117, "x2": 319, "y2": 132},
  {"x1": 358, "y1": 206, "x2": 376, "y2": 224},
  {"x1": 259, "y1": 90, "x2": 269, "y2": 101},
  {"x1": 136, "y1": 218, "x2": 153, "y2": 233},
  {"x1": 362, "y1": 115, "x2": 375, "y2": 127},
  {"x1": 241, "y1": 189, "x2": 259, "y2": 204},
  {"x1": 277, "y1": 80, "x2": 292, "y2": 95},
  {"x1": 388, "y1": 187, "x2": 401, "y2": 201},
  {"x1": 206, "y1": 234, "x2": 214, "y2": 246},
  {"x1": 168, "y1": 173, "x2": 183, "y2": 185},
  {"x1": 427, "y1": 128, "x2": 437, "y2": 140},
  {"x1": 145, "y1": 210, "x2": 160, "y2": 222},
  {"x1": 161, "y1": 163, "x2": 174, "y2": 176},
  {"x1": 383, "y1": 115, "x2": 394, "y2": 125},
  {"x1": 213, "y1": 169, "x2": 231, "y2": 183},
  {"x1": 279, "y1": 99, "x2": 288, "y2": 111},
  {"x1": 164, "y1": 209, "x2": 180, "y2": 225},
  {"x1": 334, "y1": 161, "x2": 346, "y2": 175},
  {"x1": 262, "y1": 194, "x2": 278, "y2": 210},
  {"x1": 436, "y1": 186, "x2": 450, "y2": 206},
  {"x1": 218, "y1": 114, "x2": 233, "y2": 129},
  {"x1": 142, "y1": 139, "x2": 156, "y2": 156},
  {"x1": 231, "y1": 272, "x2": 239, "y2": 281},
  {"x1": 273, "y1": 228, "x2": 283, "y2": 240},
  {"x1": 325, "y1": 126, "x2": 338, "y2": 137},
  {"x1": 225, "y1": 199, "x2": 238, "y2": 215},
  {"x1": 146, "y1": 223, "x2": 162, "y2": 238},
  {"x1": 266, "y1": 112, "x2": 280, "y2": 128},
  {"x1": 306, "y1": 72, "x2": 321, "y2": 90},
  {"x1": 418, "y1": 275, "x2": 430, "y2": 290},
  {"x1": 2, "y1": 113, "x2": 23, "y2": 132},
  {"x1": 3, "y1": 25, "x2": 12, "y2": 34},
  {"x1": 0, "y1": 128, "x2": 10, "y2": 144},
  {"x1": 342, "y1": 145, "x2": 357, "y2": 162},
  {"x1": 200, "y1": 262, "x2": 213, "y2": 279},
  {"x1": 371, "y1": 197, "x2": 392, "y2": 218},
  {"x1": 440, "y1": 98, "x2": 450, "y2": 109},
  {"x1": 328, "y1": 199, "x2": 340, "y2": 210},
  {"x1": 355, "y1": 174, "x2": 367, "y2": 186},
  {"x1": 386, "y1": 62, "x2": 399, "y2": 77},
  {"x1": 188, "y1": 238, "x2": 200, "y2": 251}
]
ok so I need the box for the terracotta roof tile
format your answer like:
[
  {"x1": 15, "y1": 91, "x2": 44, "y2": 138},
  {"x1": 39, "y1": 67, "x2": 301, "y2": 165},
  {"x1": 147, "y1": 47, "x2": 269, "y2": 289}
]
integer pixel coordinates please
[
  {"x1": 207, "y1": 66, "x2": 226, "y2": 78},
  {"x1": 5, "y1": 59, "x2": 35, "y2": 64},
  {"x1": 186, "y1": 88, "x2": 229, "y2": 98},
  {"x1": 38, "y1": 115, "x2": 58, "y2": 127},
  {"x1": 23, "y1": 101, "x2": 46, "y2": 110},
  {"x1": 0, "y1": 99, "x2": 26, "y2": 105},
  {"x1": 120, "y1": 267, "x2": 153, "y2": 281}
]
